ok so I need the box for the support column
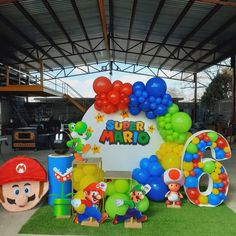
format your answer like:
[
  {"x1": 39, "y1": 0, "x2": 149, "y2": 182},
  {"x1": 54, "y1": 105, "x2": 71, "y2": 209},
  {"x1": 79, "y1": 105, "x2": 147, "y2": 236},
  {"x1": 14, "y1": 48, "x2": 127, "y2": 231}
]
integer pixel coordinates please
[
  {"x1": 231, "y1": 55, "x2": 236, "y2": 123},
  {"x1": 193, "y1": 72, "x2": 197, "y2": 123},
  {"x1": 39, "y1": 60, "x2": 44, "y2": 86}
]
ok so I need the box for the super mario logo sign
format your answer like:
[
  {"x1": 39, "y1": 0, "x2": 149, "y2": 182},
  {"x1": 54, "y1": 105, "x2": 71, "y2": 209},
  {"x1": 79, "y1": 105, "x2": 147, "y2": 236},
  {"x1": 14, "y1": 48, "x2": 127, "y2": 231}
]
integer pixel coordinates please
[
  {"x1": 82, "y1": 105, "x2": 163, "y2": 171},
  {"x1": 99, "y1": 120, "x2": 150, "y2": 145}
]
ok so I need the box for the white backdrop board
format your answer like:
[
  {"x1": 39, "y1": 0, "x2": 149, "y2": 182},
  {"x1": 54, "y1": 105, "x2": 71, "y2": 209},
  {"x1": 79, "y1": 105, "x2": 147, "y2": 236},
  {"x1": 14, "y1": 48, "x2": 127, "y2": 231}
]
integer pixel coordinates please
[{"x1": 82, "y1": 105, "x2": 163, "y2": 171}]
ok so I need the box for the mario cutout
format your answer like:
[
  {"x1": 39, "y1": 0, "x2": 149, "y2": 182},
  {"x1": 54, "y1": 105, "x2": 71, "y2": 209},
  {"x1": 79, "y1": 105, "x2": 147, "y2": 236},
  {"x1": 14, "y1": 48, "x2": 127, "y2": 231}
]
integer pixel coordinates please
[
  {"x1": 113, "y1": 184, "x2": 151, "y2": 224},
  {"x1": 0, "y1": 156, "x2": 49, "y2": 212},
  {"x1": 163, "y1": 168, "x2": 185, "y2": 207},
  {"x1": 71, "y1": 182, "x2": 108, "y2": 224}
]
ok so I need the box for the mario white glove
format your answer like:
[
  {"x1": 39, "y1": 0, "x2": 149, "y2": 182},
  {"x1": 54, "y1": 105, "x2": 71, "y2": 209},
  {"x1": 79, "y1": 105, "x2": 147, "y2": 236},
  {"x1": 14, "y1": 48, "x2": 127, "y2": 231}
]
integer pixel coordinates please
[
  {"x1": 115, "y1": 199, "x2": 124, "y2": 207},
  {"x1": 71, "y1": 199, "x2": 81, "y2": 208}
]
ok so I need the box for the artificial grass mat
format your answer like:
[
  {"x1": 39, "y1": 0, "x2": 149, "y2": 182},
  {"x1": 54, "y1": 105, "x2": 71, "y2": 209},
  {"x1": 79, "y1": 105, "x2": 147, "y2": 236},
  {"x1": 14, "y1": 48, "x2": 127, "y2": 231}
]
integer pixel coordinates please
[{"x1": 19, "y1": 199, "x2": 236, "y2": 236}]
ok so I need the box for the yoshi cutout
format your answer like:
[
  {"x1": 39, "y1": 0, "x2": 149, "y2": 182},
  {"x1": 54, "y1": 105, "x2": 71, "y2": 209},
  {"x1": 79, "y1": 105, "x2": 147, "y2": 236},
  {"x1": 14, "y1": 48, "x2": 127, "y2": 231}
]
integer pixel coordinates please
[{"x1": 66, "y1": 121, "x2": 92, "y2": 161}]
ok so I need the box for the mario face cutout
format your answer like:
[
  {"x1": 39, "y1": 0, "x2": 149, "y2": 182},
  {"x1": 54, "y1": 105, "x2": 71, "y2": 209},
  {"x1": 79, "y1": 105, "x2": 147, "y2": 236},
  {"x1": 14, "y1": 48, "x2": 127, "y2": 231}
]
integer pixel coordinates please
[
  {"x1": 0, "y1": 156, "x2": 49, "y2": 212},
  {"x1": 0, "y1": 181, "x2": 49, "y2": 212},
  {"x1": 84, "y1": 190, "x2": 102, "y2": 205}
]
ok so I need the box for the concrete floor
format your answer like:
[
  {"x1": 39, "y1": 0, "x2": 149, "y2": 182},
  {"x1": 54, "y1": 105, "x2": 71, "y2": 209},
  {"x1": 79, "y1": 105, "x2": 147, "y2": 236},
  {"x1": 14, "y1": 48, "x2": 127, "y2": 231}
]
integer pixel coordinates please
[{"x1": 0, "y1": 135, "x2": 236, "y2": 236}]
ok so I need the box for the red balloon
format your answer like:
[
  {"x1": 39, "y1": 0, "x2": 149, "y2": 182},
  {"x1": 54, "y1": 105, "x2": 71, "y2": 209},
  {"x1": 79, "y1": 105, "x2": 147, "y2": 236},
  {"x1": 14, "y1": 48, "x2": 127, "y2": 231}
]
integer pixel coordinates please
[
  {"x1": 219, "y1": 173, "x2": 227, "y2": 180},
  {"x1": 198, "y1": 134, "x2": 204, "y2": 140},
  {"x1": 216, "y1": 137, "x2": 227, "y2": 149},
  {"x1": 112, "y1": 80, "x2": 123, "y2": 91},
  {"x1": 189, "y1": 170, "x2": 195, "y2": 176},
  {"x1": 102, "y1": 99, "x2": 109, "y2": 106},
  {"x1": 186, "y1": 188, "x2": 200, "y2": 200},
  {"x1": 103, "y1": 104, "x2": 116, "y2": 114},
  {"x1": 95, "y1": 94, "x2": 101, "y2": 100},
  {"x1": 100, "y1": 93, "x2": 107, "y2": 100},
  {"x1": 225, "y1": 152, "x2": 231, "y2": 158},
  {"x1": 194, "y1": 200, "x2": 200, "y2": 205},
  {"x1": 219, "y1": 187, "x2": 226, "y2": 193},
  {"x1": 107, "y1": 90, "x2": 120, "y2": 104},
  {"x1": 204, "y1": 136, "x2": 210, "y2": 142},
  {"x1": 120, "y1": 83, "x2": 132, "y2": 95},
  {"x1": 222, "y1": 180, "x2": 228, "y2": 187},
  {"x1": 94, "y1": 101, "x2": 102, "y2": 111},
  {"x1": 95, "y1": 99, "x2": 102, "y2": 107},
  {"x1": 123, "y1": 96, "x2": 130, "y2": 104},
  {"x1": 93, "y1": 76, "x2": 112, "y2": 94},
  {"x1": 118, "y1": 103, "x2": 127, "y2": 110},
  {"x1": 197, "y1": 151, "x2": 203, "y2": 158}
]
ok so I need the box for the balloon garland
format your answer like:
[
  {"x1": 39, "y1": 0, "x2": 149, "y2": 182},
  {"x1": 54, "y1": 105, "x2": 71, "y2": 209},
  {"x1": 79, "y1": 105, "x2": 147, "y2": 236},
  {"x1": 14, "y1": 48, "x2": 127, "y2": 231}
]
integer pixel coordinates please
[{"x1": 92, "y1": 76, "x2": 232, "y2": 207}]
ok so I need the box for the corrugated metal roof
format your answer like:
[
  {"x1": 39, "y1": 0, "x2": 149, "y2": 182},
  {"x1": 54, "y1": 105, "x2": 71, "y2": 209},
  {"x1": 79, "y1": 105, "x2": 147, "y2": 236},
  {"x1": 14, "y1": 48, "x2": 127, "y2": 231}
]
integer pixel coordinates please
[{"x1": 0, "y1": 0, "x2": 236, "y2": 74}]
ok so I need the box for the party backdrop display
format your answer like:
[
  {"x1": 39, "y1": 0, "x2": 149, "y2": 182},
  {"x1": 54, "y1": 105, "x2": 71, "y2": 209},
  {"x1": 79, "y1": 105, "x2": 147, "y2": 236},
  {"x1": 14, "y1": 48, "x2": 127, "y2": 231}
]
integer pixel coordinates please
[{"x1": 82, "y1": 105, "x2": 163, "y2": 171}]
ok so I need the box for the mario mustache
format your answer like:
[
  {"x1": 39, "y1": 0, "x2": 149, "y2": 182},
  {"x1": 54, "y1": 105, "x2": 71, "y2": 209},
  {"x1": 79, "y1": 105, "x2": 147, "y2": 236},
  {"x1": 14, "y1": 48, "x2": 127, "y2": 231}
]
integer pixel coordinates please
[{"x1": 7, "y1": 194, "x2": 36, "y2": 206}]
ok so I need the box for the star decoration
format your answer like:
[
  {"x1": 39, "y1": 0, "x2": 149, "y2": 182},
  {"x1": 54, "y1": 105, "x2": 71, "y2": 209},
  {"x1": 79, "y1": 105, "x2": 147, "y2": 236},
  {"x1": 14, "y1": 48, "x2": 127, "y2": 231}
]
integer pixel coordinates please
[
  {"x1": 148, "y1": 125, "x2": 155, "y2": 133},
  {"x1": 91, "y1": 144, "x2": 101, "y2": 154},
  {"x1": 87, "y1": 126, "x2": 94, "y2": 133},
  {"x1": 120, "y1": 110, "x2": 129, "y2": 119},
  {"x1": 95, "y1": 113, "x2": 105, "y2": 123}
]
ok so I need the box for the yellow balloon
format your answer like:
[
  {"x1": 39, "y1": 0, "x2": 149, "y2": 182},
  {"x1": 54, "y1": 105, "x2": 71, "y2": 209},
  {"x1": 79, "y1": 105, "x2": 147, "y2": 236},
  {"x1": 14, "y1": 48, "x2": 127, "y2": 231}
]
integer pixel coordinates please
[
  {"x1": 215, "y1": 168, "x2": 221, "y2": 174},
  {"x1": 83, "y1": 164, "x2": 98, "y2": 176},
  {"x1": 198, "y1": 162, "x2": 204, "y2": 168},
  {"x1": 184, "y1": 170, "x2": 189, "y2": 177},
  {"x1": 73, "y1": 190, "x2": 86, "y2": 213},
  {"x1": 73, "y1": 168, "x2": 84, "y2": 183},
  {"x1": 212, "y1": 142, "x2": 217, "y2": 148},
  {"x1": 198, "y1": 195, "x2": 208, "y2": 204},
  {"x1": 192, "y1": 137, "x2": 200, "y2": 144},
  {"x1": 212, "y1": 188, "x2": 219, "y2": 195},
  {"x1": 211, "y1": 172, "x2": 219, "y2": 182},
  {"x1": 215, "y1": 162, "x2": 222, "y2": 168},
  {"x1": 79, "y1": 175, "x2": 98, "y2": 190},
  {"x1": 161, "y1": 155, "x2": 181, "y2": 170},
  {"x1": 224, "y1": 147, "x2": 230, "y2": 152},
  {"x1": 183, "y1": 162, "x2": 193, "y2": 171}
]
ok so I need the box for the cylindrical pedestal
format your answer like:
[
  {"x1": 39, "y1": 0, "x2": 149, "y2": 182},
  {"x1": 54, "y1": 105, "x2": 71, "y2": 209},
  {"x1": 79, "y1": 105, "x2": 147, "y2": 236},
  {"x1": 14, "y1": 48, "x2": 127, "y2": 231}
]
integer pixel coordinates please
[{"x1": 48, "y1": 153, "x2": 73, "y2": 206}]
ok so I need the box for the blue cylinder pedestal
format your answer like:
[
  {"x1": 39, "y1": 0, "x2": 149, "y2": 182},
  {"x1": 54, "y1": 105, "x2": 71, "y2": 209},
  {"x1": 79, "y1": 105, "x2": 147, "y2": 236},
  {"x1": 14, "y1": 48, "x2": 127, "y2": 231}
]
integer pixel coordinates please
[{"x1": 48, "y1": 153, "x2": 73, "y2": 206}]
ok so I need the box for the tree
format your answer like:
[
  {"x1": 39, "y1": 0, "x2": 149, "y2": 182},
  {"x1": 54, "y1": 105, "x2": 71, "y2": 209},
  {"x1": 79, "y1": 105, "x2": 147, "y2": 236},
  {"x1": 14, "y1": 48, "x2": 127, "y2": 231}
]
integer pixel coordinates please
[{"x1": 201, "y1": 68, "x2": 232, "y2": 108}]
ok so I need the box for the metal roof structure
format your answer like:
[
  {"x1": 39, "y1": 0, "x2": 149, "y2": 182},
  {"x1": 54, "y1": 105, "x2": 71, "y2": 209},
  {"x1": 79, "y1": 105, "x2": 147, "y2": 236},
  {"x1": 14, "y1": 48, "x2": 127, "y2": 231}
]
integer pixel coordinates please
[{"x1": 0, "y1": 0, "x2": 236, "y2": 81}]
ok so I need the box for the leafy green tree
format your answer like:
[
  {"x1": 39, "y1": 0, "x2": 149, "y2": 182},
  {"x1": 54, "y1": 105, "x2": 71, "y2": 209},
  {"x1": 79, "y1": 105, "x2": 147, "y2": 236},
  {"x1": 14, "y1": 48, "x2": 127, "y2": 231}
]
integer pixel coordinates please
[{"x1": 201, "y1": 68, "x2": 232, "y2": 108}]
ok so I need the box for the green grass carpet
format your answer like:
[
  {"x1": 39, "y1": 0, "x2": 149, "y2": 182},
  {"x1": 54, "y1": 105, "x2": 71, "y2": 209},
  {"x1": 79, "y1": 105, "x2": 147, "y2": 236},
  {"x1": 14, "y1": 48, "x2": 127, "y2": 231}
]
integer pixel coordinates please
[{"x1": 19, "y1": 200, "x2": 236, "y2": 236}]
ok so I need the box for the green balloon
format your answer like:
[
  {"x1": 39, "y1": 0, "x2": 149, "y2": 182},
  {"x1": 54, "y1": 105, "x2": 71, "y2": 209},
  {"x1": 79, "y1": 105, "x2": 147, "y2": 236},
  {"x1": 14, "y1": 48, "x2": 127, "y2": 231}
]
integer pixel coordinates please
[
  {"x1": 203, "y1": 161, "x2": 215, "y2": 174},
  {"x1": 166, "y1": 135, "x2": 174, "y2": 142},
  {"x1": 114, "y1": 179, "x2": 130, "y2": 193},
  {"x1": 159, "y1": 121, "x2": 165, "y2": 128},
  {"x1": 176, "y1": 132, "x2": 188, "y2": 144},
  {"x1": 186, "y1": 143, "x2": 198, "y2": 154},
  {"x1": 207, "y1": 132, "x2": 218, "y2": 142},
  {"x1": 171, "y1": 112, "x2": 192, "y2": 133},
  {"x1": 105, "y1": 193, "x2": 129, "y2": 219},
  {"x1": 168, "y1": 104, "x2": 179, "y2": 115},
  {"x1": 105, "y1": 181, "x2": 116, "y2": 196},
  {"x1": 137, "y1": 196, "x2": 149, "y2": 213}
]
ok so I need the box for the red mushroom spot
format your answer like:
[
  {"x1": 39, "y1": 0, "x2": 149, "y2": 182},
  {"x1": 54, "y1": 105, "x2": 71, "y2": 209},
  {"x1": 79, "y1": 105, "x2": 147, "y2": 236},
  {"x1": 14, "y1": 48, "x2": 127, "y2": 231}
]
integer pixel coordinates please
[{"x1": 169, "y1": 169, "x2": 180, "y2": 180}]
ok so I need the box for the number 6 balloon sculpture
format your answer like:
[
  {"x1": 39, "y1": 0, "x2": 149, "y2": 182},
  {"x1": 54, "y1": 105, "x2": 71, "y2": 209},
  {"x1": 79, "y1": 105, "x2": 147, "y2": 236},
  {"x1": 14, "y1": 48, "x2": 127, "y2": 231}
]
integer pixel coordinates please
[{"x1": 182, "y1": 130, "x2": 231, "y2": 207}]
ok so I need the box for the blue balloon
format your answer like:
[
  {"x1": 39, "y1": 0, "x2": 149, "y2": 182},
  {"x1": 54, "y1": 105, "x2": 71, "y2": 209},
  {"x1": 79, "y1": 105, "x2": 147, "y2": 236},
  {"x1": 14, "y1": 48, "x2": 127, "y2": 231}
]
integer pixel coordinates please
[
  {"x1": 163, "y1": 93, "x2": 172, "y2": 100},
  {"x1": 220, "y1": 167, "x2": 225, "y2": 173},
  {"x1": 216, "y1": 150, "x2": 225, "y2": 159},
  {"x1": 148, "y1": 96, "x2": 155, "y2": 103},
  {"x1": 138, "y1": 96, "x2": 145, "y2": 103},
  {"x1": 129, "y1": 95, "x2": 138, "y2": 105},
  {"x1": 213, "y1": 183, "x2": 218, "y2": 188},
  {"x1": 133, "y1": 81, "x2": 145, "y2": 91},
  {"x1": 149, "y1": 155, "x2": 158, "y2": 162},
  {"x1": 193, "y1": 168, "x2": 203, "y2": 177},
  {"x1": 218, "y1": 182, "x2": 224, "y2": 188},
  {"x1": 134, "y1": 169, "x2": 150, "y2": 184},
  {"x1": 193, "y1": 153, "x2": 198, "y2": 160},
  {"x1": 167, "y1": 100, "x2": 173, "y2": 106},
  {"x1": 132, "y1": 168, "x2": 140, "y2": 179},
  {"x1": 214, "y1": 147, "x2": 220, "y2": 152},
  {"x1": 142, "y1": 91, "x2": 148, "y2": 98},
  {"x1": 207, "y1": 141, "x2": 212, "y2": 146},
  {"x1": 150, "y1": 103, "x2": 157, "y2": 110},
  {"x1": 149, "y1": 162, "x2": 164, "y2": 177},
  {"x1": 156, "y1": 97, "x2": 162, "y2": 104},
  {"x1": 208, "y1": 193, "x2": 221, "y2": 205},
  {"x1": 129, "y1": 106, "x2": 141, "y2": 116},
  {"x1": 218, "y1": 192, "x2": 226, "y2": 200},
  {"x1": 140, "y1": 100, "x2": 150, "y2": 111},
  {"x1": 185, "y1": 176, "x2": 198, "y2": 188},
  {"x1": 140, "y1": 158, "x2": 151, "y2": 170},
  {"x1": 145, "y1": 110, "x2": 156, "y2": 119},
  {"x1": 135, "y1": 89, "x2": 142, "y2": 97},
  {"x1": 146, "y1": 177, "x2": 168, "y2": 201},
  {"x1": 146, "y1": 77, "x2": 167, "y2": 97},
  {"x1": 154, "y1": 104, "x2": 167, "y2": 116},
  {"x1": 184, "y1": 153, "x2": 193, "y2": 162}
]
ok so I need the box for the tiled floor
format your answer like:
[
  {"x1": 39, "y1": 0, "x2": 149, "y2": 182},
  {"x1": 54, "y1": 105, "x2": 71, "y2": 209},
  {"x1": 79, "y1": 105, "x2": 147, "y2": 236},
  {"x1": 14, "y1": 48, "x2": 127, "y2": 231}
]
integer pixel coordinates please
[{"x1": 0, "y1": 135, "x2": 235, "y2": 236}]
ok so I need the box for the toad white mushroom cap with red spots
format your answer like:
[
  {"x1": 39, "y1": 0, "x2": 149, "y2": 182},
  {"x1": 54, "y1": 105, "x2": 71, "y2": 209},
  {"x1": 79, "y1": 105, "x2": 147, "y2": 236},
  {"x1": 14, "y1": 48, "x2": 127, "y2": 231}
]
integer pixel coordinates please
[{"x1": 163, "y1": 168, "x2": 185, "y2": 186}]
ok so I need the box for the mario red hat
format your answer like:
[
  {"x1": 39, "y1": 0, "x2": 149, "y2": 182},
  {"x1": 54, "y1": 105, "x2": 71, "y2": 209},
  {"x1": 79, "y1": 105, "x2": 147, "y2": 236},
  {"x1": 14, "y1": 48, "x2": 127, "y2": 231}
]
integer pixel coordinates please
[
  {"x1": 0, "y1": 156, "x2": 47, "y2": 185},
  {"x1": 83, "y1": 182, "x2": 107, "y2": 195}
]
